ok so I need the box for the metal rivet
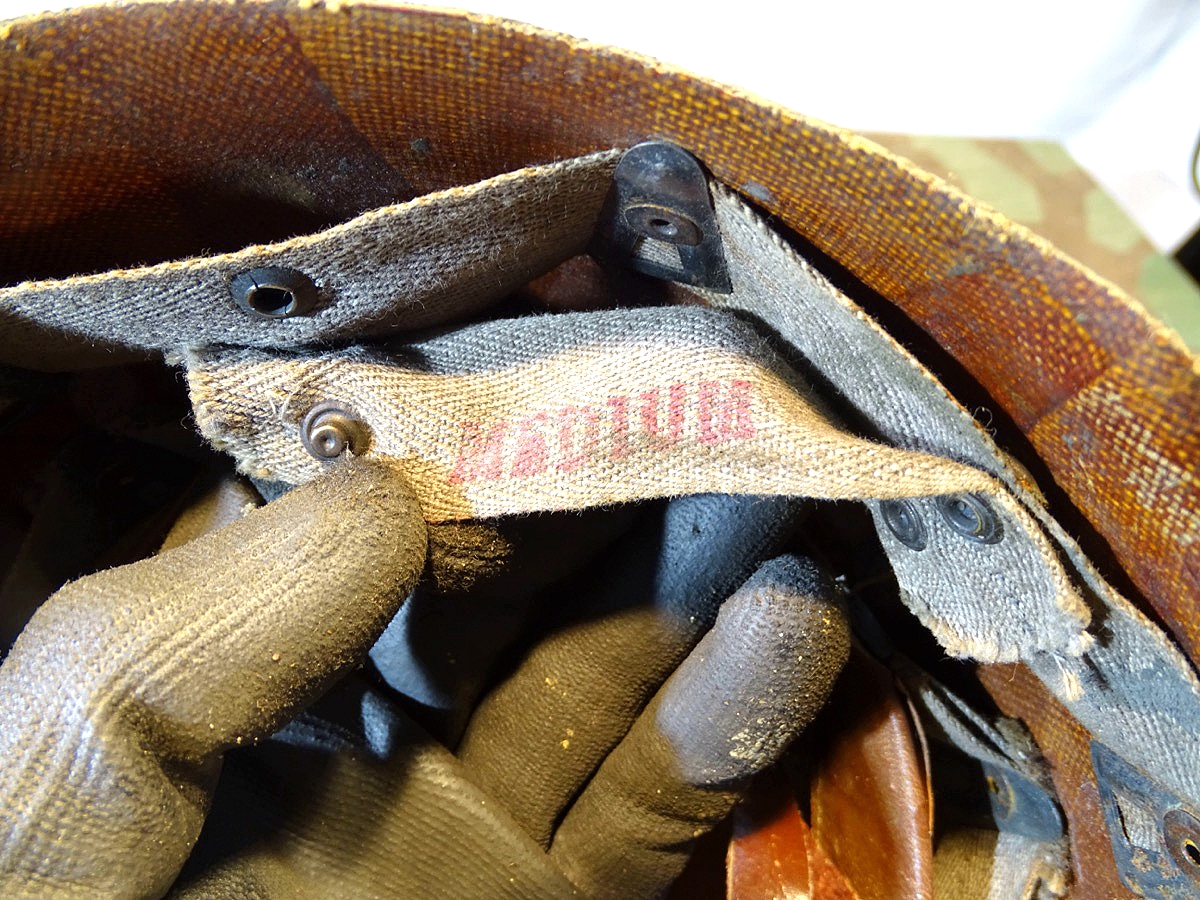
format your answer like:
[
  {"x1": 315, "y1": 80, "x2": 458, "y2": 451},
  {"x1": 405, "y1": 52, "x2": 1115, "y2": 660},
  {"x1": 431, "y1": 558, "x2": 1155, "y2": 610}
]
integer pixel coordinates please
[
  {"x1": 938, "y1": 494, "x2": 1003, "y2": 544},
  {"x1": 1164, "y1": 809, "x2": 1200, "y2": 885},
  {"x1": 300, "y1": 402, "x2": 370, "y2": 460},
  {"x1": 623, "y1": 202, "x2": 704, "y2": 246},
  {"x1": 880, "y1": 499, "x2": 927, "y2": 551},
  {"x1": 230, "y1": 266, "x2": 318, "y2": 319}
]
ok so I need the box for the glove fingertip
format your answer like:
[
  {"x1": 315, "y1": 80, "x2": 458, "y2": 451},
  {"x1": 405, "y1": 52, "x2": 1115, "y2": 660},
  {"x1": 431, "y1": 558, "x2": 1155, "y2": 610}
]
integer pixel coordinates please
[{"x1": 658, "y1": 553, "x2": 850, "y2": 786}]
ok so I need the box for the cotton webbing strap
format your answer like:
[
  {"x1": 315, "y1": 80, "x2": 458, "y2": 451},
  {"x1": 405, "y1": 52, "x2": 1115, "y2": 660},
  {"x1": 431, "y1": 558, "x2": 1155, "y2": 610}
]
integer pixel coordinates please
[
  {"x1": 0, "y1": 151, "x2": 618, "y2": 371},
  {"x1": 187, "y1": 306, "x2": 997, "y2": 522}
]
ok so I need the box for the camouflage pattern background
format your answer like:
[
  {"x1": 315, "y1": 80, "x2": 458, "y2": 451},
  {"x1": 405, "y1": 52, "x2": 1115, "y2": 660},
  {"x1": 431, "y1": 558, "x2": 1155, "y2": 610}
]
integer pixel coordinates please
[{"x1": 873, "y1": 134, "x2": 1200, "y2": 353}]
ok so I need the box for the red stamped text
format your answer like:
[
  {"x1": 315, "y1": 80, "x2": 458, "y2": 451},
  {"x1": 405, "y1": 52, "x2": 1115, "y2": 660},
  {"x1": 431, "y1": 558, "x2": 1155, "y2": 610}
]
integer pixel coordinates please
[{"x1": 450, "y1": 379, "x2": 756, "y2": 484}]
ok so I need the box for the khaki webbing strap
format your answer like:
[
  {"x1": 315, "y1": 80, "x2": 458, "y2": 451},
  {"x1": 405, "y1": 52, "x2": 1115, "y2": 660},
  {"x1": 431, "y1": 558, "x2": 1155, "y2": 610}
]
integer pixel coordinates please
[
  {"x1": 188, "y1": 306, "x2": 995, "y2": 521},
  {"x1": 0, "y1": 151, "x2": 618, "y2": 369}
]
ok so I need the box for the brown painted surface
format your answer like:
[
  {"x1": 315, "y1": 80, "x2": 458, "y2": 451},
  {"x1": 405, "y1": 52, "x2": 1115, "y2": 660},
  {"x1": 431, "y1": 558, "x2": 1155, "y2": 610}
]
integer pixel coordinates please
[{"x1": 869, "y1": 135, "x2": 1172, "y2": 308}]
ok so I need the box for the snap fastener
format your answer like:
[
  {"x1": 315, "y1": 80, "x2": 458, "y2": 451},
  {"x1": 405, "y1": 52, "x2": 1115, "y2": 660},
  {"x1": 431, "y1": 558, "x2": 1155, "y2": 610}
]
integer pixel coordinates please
[
  {"x1": 1164, "y1": 808, "x2": 1200, "y2": 886},
  {"x1": 230, "y1": 266, "x2": 318, "y2": 318},
  {"x1": 879, "y1": 499, "x2": 926, "y2": 551},
  {"x1": 301, "y1": 402, "x2": 370, "y2": 460},
  {"x1": 937, "y1": 494, "x2": 1003, "y2": 544}
]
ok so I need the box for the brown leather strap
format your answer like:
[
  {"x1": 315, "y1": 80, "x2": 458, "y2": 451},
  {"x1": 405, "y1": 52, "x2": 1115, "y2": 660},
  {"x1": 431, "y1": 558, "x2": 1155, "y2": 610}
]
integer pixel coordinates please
[
  {"x1": 729, "y1": 770, "x2": 857, "y2": 900},
  {"x1": 811, "y1": 650, "x2": 934, "y2": 899},
  {"x1": 978, "y1": 663, "x2": 1136, "y2": 899}
]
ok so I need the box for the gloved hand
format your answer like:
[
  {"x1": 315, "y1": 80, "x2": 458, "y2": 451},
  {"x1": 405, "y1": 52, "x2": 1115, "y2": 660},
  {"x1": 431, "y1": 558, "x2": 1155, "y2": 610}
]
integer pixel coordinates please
[
  {"x1": 0, "y1": 460, "x2": 428, "y2": 898},
  {"x1": 0, "y1": 460, "x2": 852, "y2": 898},
  {"x1": 172, "y1": 493, "x2": 852, "y2": 899}
]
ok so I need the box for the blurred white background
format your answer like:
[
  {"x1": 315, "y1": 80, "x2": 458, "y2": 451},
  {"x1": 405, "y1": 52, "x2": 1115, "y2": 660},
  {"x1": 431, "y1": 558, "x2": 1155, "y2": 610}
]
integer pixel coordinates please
[{"x1": 1, "y1": 0, "x2": 1198, "y2": 251}]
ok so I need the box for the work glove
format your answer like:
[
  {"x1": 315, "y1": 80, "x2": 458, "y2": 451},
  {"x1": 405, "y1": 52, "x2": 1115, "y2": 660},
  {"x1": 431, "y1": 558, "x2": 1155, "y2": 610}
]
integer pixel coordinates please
[
  {"x1": 167, "y1": 492, "x2": 850, "y2": 898},
  {"x1": 0, "y1": 460, "x2": 428, "y2": 898}
]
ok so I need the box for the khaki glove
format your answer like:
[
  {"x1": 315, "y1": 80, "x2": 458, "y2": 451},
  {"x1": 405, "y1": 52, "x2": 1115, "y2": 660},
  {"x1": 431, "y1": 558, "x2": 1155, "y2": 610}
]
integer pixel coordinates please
[
  {"x1": 172, "y1": 493, "x2": 851, "y2": 899},
  {"x1": 0, "y1": 460, "x2": 427, "y2": 898}
]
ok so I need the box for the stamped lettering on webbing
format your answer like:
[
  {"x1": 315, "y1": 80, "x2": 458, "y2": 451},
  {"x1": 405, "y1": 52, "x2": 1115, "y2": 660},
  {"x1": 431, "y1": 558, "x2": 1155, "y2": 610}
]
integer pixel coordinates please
[{"x1": 449, "y1": 379, "x2": 756, "y2": 484}]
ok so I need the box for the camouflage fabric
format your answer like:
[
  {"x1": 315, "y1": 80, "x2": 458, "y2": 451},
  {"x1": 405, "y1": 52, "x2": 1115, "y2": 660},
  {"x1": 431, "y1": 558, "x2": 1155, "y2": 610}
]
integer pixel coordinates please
[{"x1": 872, "y1": 134, "x2": 1200, "y2": 352}]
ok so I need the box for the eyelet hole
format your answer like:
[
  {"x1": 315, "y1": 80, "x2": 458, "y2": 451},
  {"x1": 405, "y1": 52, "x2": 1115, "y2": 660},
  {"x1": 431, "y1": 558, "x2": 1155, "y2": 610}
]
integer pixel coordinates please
[
  {"x1": 1164, "y1": 808, "x2": 1200, "y2": 884},
  {"x1": 230, "y1": 266, "x2": 318, "y2": 319},
  {"x1": 647, "y1": 217, "x2": 678, "y2": 239},
  {"x1": 622, "y1": 203, "x2": 703, "y2": 246},
  {"x1": 245, "y1": 285, "x2": 297, "y2": 316}
]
